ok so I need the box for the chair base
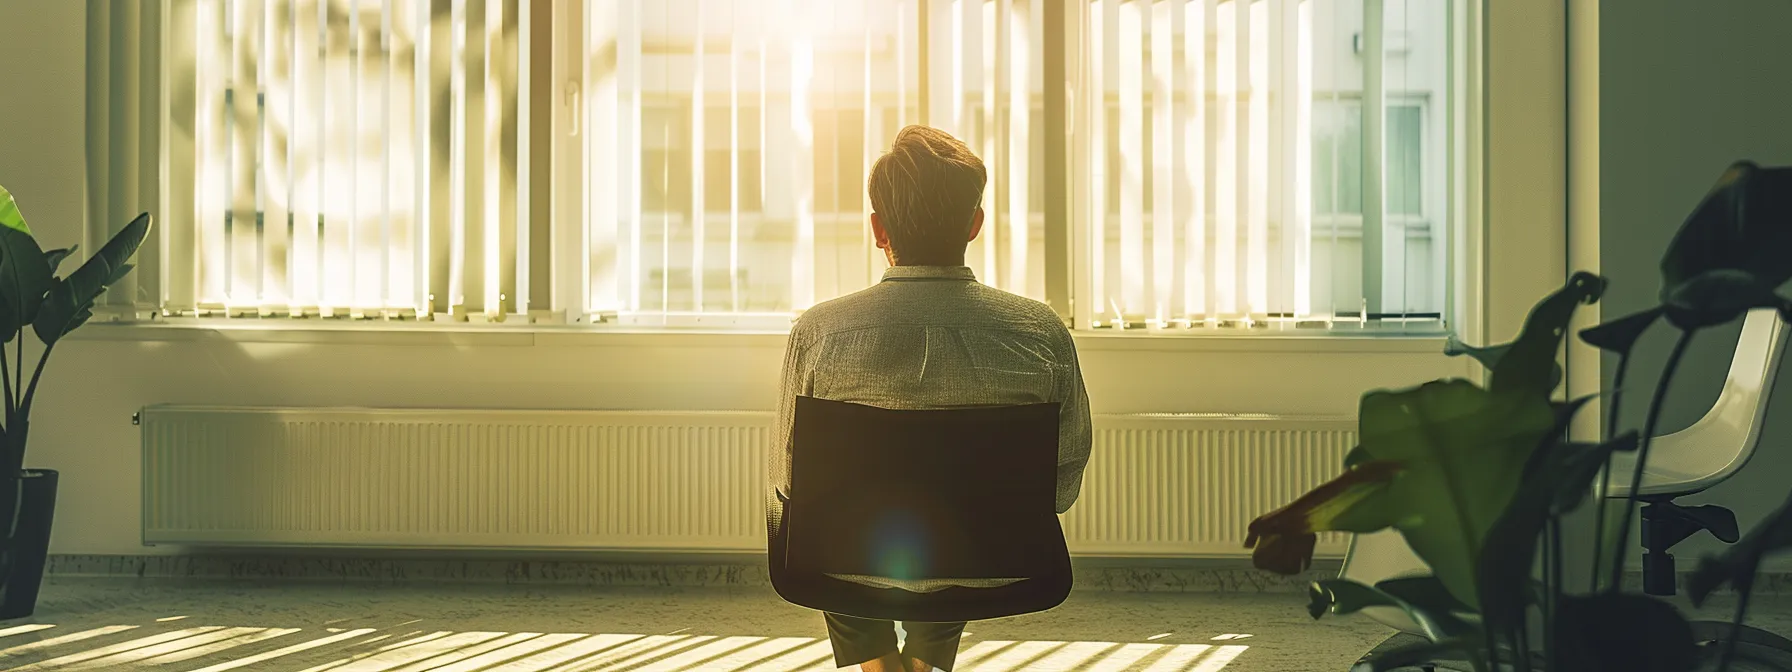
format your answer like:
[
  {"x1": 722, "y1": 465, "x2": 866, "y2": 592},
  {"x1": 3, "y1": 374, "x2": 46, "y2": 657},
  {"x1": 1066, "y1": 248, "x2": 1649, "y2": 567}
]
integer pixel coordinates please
[{"x1": 1690, "y1": 621, "x2": 1792, "y2": 671}]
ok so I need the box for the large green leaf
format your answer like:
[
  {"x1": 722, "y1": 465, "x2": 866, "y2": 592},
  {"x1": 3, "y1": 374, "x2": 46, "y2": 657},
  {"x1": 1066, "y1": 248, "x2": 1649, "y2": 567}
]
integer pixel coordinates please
[
  {"x1": 1658, "y1": 162, "x2": 1792, "y2": 330},
  {"x1": 1476, "y1": 430, "x2": 1637, "y2": 633},
  {"x1": 0, "y1": 185, "x2": 53, "y2": 343},
  {"x1": 1580, "y1": 306, "x2": 1666, "y2": 357},
  {"x1": 0, "y1": 184, "x2": 29, "y2": 236},
  {"x1": 42, "y1": 246, "x2": 76, "y2": 275},
  {"x1": 1487, "y1": 272, "x2": 1605, "y2": 398},
  {"x1": 1374, "y1": 576, "x2": 1476, "y2": 618},
  {"x1": 34, "y1": 213, "x2": 150, "y2": 346},
  {"x1": 1688, "y1": 488, "x2": 1792, "y2": 606},
  {"x1": 1341, "y1": 380, "x2": 1556, "y2": 610},
  {"x1": 1309, "y1": 578, "x2": 1475, "y2": 642},
  {"x1": 1246, "y1": 274, "x2": 1603, "y2": 610},
  {"x1": 1444, "y1": 336, "x2": 1563, "y2": 391}
]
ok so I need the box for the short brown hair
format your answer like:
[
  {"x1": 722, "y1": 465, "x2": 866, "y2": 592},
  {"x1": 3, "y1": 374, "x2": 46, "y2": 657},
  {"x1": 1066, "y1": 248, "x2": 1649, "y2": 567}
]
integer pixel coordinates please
[{"x1": 867, "y1": 125, "x2": 987, "y2": 264}]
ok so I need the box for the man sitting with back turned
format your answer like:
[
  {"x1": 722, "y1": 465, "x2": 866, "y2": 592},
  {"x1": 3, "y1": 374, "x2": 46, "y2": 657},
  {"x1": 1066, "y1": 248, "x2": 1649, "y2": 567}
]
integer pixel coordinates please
[{"x1": 768, "y1": 125, "x2": 1094, "y2": 672}]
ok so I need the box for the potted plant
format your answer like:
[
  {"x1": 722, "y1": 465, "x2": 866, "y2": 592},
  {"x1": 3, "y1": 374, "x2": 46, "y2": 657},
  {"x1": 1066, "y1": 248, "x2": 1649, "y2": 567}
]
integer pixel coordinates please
[
  {"x1": 1244, "y1": 161, "x2": 1792, "y2": 671},
  {"x1": 0, "y1": 184, "x2": 151, "y2": 619}
]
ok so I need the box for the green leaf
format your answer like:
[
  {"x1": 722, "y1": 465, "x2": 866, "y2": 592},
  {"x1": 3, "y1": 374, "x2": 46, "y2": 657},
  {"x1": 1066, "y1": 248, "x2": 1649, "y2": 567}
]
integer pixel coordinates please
[
  {"x1": 0, "y1": 184, "x2": 30, "y2": 236},
  {"x1": 1339, "y1": 380, "x2": 1556, "y2": 610},
  {"x1": 1487, "y1": 271, "x2": 1605, "y2": 398},
  {"x1": 1309, "y1": 579, "x2": 1473, "y2": 643},
  {"x1": 1580, "y1": 306, "x2": 1666, "y2": 356},
  {"x1": 33, "y1": 212, "x2": 150, "y2": 345},
  {"x1": 1476, "y1": 431, "x2": 1638, "y2": 633},
  {"x1": 1659, "y1": 161, "x2": 1792, "y2": 329},
  {"x1": 0, "y1": 193, "x2": 53, "y2": 343},
  {"x1": 1374, "y1": 576, "x2": 1475, "y2": 618},
  {"x1": 1688, "y1": 488, "x2": 1792, "y2": 606},
  {"x1": 104, "y1": 263, "x2": 135, "y2": 287},
  {"x1": 1552, "y1": 593, "x2": 1698, "y2": 672},
  {"x1": 1444, "y1": 336, "x2": 1563, "y2": 391},
  {"x1": 65, "y1": 307, "x2": 92, "y2": 334},
  {"x1": 42, "y1": 246, "x2": 76, "y2": 275}
]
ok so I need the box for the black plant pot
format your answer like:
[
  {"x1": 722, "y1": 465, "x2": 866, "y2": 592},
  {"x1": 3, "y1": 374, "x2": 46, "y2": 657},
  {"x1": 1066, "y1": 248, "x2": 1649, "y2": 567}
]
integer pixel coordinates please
[{"x1": 0, "y1": 469, "x2": 57, "y2": 620}]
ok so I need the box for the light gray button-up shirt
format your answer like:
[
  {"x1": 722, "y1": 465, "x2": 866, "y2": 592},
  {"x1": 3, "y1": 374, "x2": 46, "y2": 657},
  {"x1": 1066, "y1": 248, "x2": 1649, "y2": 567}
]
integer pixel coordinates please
[{"x1": 769, "y1": 265, "x2": 1094, "y2": 593}]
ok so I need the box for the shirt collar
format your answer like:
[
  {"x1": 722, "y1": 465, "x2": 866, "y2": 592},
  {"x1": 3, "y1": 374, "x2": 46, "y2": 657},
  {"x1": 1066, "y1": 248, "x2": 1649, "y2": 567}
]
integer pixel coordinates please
[{"x1": 880, "y1": 265, "x2": 978, "y2": 282}]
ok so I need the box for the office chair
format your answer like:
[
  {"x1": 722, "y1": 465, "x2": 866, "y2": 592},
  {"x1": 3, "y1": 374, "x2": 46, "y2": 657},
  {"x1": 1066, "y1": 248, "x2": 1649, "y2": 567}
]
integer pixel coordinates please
[
  {"x1": 767, "y1": 396, "x2": 1074, "y2": 623},
  {"x1": 1605, "y1": 306, "x2": 1787, "y2": 597}
]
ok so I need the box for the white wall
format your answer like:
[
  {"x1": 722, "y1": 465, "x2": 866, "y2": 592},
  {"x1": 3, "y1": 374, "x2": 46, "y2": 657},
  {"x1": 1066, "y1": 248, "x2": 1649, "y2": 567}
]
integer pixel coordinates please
[
  {"x1": 0, "y1": 0, "x2": 1471, "y2": 557},
  {"x1": 1599, "y1": 0, "x2": 1792, "y2": 572}
]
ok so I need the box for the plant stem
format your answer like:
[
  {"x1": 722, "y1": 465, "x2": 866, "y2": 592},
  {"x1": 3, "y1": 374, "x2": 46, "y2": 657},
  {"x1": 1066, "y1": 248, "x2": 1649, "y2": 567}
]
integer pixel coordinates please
[
  {"x1": 0, "y1": 338, "x2": 15, "y2": 424},
  {"x1": 1590, "y1": 351, "x2": 1634, "y2": 592},
  {"x1": 21, "y1": 343, "x2": 54, "y2": 417},
  {"x1": 1546, "y1": 516, "x2": 1564, "y2": 669},
  {"x1": 1514, "y1": 625, "x2": 1534, "y2": 672},
  {"x1": 1609, "y1": 330, "x2": 1694, "y2": 595},
  {"x1": 1719, "y1": 581, "x2": 1756, "y2": 671}
]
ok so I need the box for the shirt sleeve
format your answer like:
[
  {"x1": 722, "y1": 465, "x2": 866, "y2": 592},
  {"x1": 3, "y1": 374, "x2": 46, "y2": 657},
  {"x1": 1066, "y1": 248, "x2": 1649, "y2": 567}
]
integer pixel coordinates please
[{"x1": 1054, "y1": 328, "x2": 1093, "y2": 514}]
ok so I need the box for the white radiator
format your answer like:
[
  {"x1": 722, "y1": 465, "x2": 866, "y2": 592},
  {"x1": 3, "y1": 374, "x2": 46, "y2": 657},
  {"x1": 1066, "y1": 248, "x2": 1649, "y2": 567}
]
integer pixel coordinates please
[{"x1": 140, "y1": 406, "x2": 1356, "y2": 557}]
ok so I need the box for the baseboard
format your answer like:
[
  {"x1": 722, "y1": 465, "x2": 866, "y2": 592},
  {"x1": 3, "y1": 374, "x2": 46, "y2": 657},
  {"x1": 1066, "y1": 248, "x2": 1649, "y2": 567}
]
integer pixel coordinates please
[
  {"x1": 44, "y1": 554, "x2": 1342, "y2": 593},
  {"x1": 49, "y1": 555, "x2": 1790, "y2": 597}
]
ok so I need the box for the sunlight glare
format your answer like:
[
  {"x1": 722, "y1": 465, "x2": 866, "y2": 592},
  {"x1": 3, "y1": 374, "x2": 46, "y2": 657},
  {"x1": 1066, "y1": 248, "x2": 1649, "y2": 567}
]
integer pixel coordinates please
[
  {"x1": 0, "y1": 624, "x2": 56, "y2": 639},
  {"x1": 1138, "y1": 644, "x2": 1212, "y2": 671},
  {"x1": 1188, "y1": 645, "x2": 1249, "y2": 671},
  {"x1": 186, "y1": 628, "x2": 379, "y2": 672},
  {"x1": 1083, "y1": 643, "x2": 1167, "y2": 672},
  {"x1": 0, "y1": 626, "x2": 139, "y2": 656},
  {"x1": 0, "y1": 622, "x2": 1250, "y2": 672},
  {"x1": 5, "y1": 627, "x2": 227, "y2": 671}
]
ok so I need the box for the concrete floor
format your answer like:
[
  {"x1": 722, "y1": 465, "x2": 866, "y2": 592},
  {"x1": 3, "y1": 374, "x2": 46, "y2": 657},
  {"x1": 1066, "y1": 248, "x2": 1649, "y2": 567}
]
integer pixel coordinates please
[{"x1": 0, "y1": 578, "x2": 1785, "y2": 671}]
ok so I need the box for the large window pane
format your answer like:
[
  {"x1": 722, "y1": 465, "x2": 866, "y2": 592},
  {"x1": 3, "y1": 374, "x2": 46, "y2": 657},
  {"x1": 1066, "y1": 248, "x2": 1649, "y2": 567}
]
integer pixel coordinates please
[
  {"x1": 578, "y1": 0, "x2": 1042, "y2": 326},
  {"x1": 165, "y1": 0, "x2": 532, "y2": 320},
  {"x1": 1083, "y1": 0, "x2": 1456, "y2": 331}
]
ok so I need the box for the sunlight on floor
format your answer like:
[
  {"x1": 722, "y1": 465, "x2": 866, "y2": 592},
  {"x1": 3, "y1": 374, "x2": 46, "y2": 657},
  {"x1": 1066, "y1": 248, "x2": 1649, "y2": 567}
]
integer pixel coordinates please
[{"x1": 0, "y1": 621, "x2": 1252, "y2": 671}]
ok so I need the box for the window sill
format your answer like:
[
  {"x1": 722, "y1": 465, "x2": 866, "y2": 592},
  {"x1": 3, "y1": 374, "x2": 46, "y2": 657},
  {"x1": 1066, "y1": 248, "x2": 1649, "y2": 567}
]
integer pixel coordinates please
[{"x1": 64, "y1": 318, "x2": 1451, "y2": 354}]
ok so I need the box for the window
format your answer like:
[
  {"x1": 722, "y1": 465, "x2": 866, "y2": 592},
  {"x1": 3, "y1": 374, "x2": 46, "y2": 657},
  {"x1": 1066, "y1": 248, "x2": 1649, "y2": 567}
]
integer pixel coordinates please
[
  {"x1": 1081, "y1": 0, "x2": 1454, "y2": 330},
  {"x1": 158, "y1": 0, "x2": 535, "y2": 320},
  {"x1": 145, "y1": 0, "x2": 1466, "y2": 333},
  {"x1": 573, "y1": 0, "x2": 1042, "y2": 327}
]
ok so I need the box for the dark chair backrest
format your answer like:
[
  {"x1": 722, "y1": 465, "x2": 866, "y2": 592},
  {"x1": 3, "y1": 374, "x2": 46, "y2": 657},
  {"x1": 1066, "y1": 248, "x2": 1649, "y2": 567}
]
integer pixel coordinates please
[{"x1": 770, "y1": 396, "x2": 1073, "y2": 622}]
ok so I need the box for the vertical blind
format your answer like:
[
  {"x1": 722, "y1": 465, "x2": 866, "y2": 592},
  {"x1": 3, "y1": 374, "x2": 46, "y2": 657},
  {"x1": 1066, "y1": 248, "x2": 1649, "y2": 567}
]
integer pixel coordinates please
[
  {"x1": 155, "y1": 0, "x2": 1460, "y2": 332},
  {"x1": 575, "y1": 0, "x2": 1043, "y2": 327},
  {"x1": 163, "y1": 0, "x2": 531, "y2": 320},
  {"x1": 1081, "y1": 0, "x2": 1451, "y2": 330}
]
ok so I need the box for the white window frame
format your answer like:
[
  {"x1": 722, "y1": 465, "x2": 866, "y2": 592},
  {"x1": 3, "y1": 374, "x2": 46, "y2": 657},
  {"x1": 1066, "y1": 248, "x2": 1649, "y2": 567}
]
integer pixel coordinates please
[{"x1": 78, "y1": 0, "x2": 1578, "y2": 358}]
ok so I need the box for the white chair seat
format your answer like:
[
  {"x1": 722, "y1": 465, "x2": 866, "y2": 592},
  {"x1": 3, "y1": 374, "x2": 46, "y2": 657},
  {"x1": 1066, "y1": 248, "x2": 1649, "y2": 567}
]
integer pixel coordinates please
[
  {"x1": 1603, "y1": 308, "x2": 1785, "y2": 500},
  {"x1": 1604, "y1": 446, "x2": 1730, "y2": 498}
]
